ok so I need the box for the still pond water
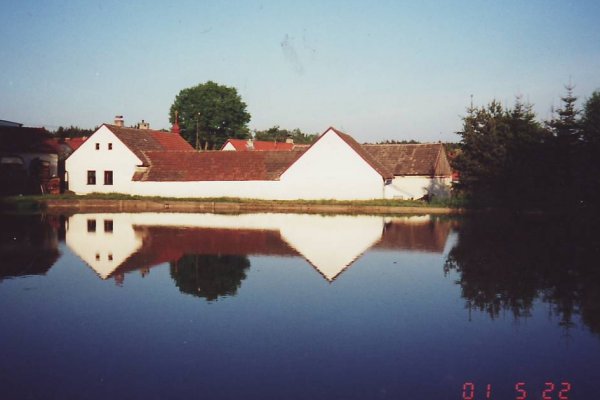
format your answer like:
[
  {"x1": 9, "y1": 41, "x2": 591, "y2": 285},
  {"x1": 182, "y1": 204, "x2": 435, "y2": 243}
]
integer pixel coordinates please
[{"x1": 1, "y1": 212, "x2": 600, "y2": 399}]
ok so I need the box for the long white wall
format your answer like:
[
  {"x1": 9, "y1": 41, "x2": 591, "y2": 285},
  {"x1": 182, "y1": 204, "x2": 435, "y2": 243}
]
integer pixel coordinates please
[
  {"x1": 65, "y1": 126, "x2": 141, "y2": 195},
  {"x1": 131, "y1": 130, "x2": 387, "y2": 200}
]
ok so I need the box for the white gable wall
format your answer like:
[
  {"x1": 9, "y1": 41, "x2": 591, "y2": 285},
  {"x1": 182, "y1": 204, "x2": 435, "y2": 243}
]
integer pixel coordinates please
[
  {"x1": 65, "y1": 126, "x2": 142, "y2": 195},
  {"x1": 279, "y1": 130, "x2": 384, "y2": 200},
  {"x1": 221, "y1": 142, "x2": 236, "y2": 151}
]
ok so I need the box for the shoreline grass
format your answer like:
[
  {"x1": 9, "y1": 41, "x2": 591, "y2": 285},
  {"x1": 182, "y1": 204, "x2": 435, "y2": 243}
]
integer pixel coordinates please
[{"x1": 0, "y1": 193, "x2": 464, "y2": 215}]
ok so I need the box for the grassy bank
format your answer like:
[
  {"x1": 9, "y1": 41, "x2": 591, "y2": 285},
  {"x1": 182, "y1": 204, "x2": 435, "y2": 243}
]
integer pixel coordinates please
[{"x1": 0, "y1": 193, "x2": 464, "y2": 215}]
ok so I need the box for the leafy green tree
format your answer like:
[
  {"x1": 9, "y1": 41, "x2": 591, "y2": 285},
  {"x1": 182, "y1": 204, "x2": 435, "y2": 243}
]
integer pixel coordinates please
[
  {"x1": 170, "y1": 254, "x2": 250, "y2": 302},
  {"x1": 253, "y1": 125, "x2": 317, "y2": 144},
  {"x1": 169, "y1": 81, "x2": 251, "y2": 150}
]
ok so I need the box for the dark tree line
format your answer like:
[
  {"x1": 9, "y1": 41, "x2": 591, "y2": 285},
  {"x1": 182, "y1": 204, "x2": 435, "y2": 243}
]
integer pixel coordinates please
[
  {"x1": 445, "y1": 213, "x2": 600, "y2": 336},
  {"x1": 453, "y1": 86, "x2": 600, "y2": 210},
  {"x1": 253, "y1": 125, "x2": 317, "y2": 144},
  {"x1": 52, "y1": 125, "x2": 96, "y2": 138}
]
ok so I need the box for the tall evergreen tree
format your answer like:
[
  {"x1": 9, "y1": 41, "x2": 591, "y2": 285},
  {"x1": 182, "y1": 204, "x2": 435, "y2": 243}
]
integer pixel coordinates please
[
  {"x1": 454, "y1": 98, "x2": 548, "y2": 208},
  {"x1": 545, "y1": 84, "x2": 582, "y2": 205},
  {"x1": 546, "y1": 84, "x2": 581, "y2": 140}
]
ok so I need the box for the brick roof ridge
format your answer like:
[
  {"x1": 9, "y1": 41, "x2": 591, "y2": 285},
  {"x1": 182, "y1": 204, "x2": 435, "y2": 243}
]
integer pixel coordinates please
[{"x1": 103, "y1": 123, "x2": 193, "y2": 165}]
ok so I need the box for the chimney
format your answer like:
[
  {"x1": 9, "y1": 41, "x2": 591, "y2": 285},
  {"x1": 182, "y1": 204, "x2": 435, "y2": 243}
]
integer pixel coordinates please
[
  {"x1": 285, "y1": 137, "x2": 294, "y2": 144},
  {"x1": 171, "y1": 111, "x2": 181, "y2": 134},
  {"x1": 138, "y1": 119, "x2": 150, "y2": 130},
  {"x1": 114, "y1": 115, "x2": 124, "y2": 127},
  {"x1": 246, "y1": 139, "x2": 254, "y2": 150}
]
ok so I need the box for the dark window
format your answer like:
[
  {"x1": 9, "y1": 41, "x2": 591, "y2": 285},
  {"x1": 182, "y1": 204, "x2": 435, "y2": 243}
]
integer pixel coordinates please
[
  {"x1": 104, "y1": 220, "x2": 113, "y2": 233},
  {"x1": 104, "y1": 171, "x2": 113, "y2": 185},
  {"x1": 87, "y1": 170, "x2": 96, "y2": 185},
  {"x1": 87, "y1": 219, "x2": 96, "y2": 232},
  {"x1": 95, "y1": 143, "x2": 100, "y2": 150},
  {"x1": 108, "y1": 143, "x2": 113, "y2": 150},
  {"x1": 95, "y1": 253, "x2": 100, "y2": 261},
  {"x1": 108, "y1": 254, "x2": 113, "y2": 261}
]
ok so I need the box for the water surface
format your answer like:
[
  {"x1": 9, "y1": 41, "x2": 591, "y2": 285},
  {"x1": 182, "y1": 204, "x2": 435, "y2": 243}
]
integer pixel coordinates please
[{"x1": 1, "y1": 212, "x2": 599, "y2": 399}]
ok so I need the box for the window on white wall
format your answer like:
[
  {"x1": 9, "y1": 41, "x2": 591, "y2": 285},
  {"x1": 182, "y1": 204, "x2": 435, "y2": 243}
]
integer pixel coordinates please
[
  {"x1": 87, "y1": 170, "x2": 96, "y2": 185},
  {"x1": 95, "y1": 143, "x2": 100, "y2": 150},
  {"x1": 108, "y1": 143, "x2": 113, "y2": 150},
  {"x1": 104, "y1": 171, "x2": 113, "y2": 185}
]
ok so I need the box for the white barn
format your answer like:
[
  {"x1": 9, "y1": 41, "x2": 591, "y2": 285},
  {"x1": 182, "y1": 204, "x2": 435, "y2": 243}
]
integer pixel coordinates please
[{"x1": 66, "y1": 124, "x2": 452, "y2": 201}]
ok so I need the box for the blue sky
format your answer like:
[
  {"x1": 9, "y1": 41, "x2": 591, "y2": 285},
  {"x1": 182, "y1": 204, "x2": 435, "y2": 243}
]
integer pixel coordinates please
[{"x1": 1, "y1": 0, "x2": 599, "y2": 142}]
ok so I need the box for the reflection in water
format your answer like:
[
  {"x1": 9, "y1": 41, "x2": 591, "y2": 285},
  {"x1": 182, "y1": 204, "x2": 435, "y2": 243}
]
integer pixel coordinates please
[
  {"x1": 65, "y1": 213, "x2": 452, "y2": 293},
  {"x1": 0, "y1": 214, "x2": 60, "y2": 281},
  {"x1": 171, "y1": 255, "x2": 250, "y2": 301},
  {"x1": 445, "y1": 214, "x2": 600, "y2": 335}
]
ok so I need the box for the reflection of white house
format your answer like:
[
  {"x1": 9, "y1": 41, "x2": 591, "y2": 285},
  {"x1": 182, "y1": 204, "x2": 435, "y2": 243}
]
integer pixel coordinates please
[
  {"x1": 66, "y1": 120, "x2": 451, "y2": 200},
  {"x1": 65, "y1": 213, "x2": 452, "y2": 283},
  {"x1": 66, "y1": 214, "x2": 143, "y2": 279}
]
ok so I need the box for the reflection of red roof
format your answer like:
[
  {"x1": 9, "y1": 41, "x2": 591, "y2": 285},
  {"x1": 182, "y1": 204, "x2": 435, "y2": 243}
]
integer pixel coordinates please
[
  {"x1": 374, "y1": 219, "x2": 452, "y2": 253},
  {"x1": 103, "y1": 124, "x2": 195, "y2": 165},
  {"x1": 134, "y1": 150, "x2": 304, "y2": 181},
  {"x1": 222, "y1": 139, "x2": 295, "y2": 151},
  {"x1": 107, "y1": 218, "x2": 452, "y2": 278},
  {"x1": 112, "y1": 226, "x2": 298, "y2": 276}
]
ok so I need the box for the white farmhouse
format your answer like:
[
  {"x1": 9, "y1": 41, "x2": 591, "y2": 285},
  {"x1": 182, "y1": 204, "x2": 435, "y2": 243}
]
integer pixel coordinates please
[
  {"x1": 66, "y1": 124, "x2": 452, "y2": 201},
  {"x1": 65, "y1": 120, "x2": 194, "y2": 195}
]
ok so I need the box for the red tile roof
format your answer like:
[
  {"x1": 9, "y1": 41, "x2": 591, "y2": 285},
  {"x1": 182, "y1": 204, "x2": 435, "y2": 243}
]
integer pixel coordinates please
[
  {"x1": 363, "y1": 143, "x2": 452, "y2": 176},
  {"x1": 103, "y1": 124, "x2": 194, "y2": 165},
  {"x1": 134, "y1": 150, "x2": 305, "y2": 181},
  {"x1": 65, "y1": 137, "x2": 87, "y2": 151},
  {"x1": 222, "y1": 138, "x2": 296, "y2": 151}
]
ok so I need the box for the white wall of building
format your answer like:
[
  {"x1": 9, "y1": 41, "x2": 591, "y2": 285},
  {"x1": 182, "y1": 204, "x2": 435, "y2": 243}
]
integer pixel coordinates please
[
  {"x1": 279, "y1": 130, "x2": 385, "y2": 200},
  {"x1": 65, "y1": 126, "x2": 141, "y2": 194},
  {"x1": 384, "y1": 176, "x2": 451, "y2": 200},
  {"x1": 130, "y1": 180, "x2": 282, "y2": 199}
]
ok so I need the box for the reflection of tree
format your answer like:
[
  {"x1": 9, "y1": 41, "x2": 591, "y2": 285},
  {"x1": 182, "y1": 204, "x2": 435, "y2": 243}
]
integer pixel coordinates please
[
  {"x1": 170, "y1": 254, "x2": 250, "y2": 301},
  {"x1": 445, "y1": 214, "x2": 600, "y2": 336},
  {"x1": 0, "y1": 214, "x2": 60, "y2": 280}
]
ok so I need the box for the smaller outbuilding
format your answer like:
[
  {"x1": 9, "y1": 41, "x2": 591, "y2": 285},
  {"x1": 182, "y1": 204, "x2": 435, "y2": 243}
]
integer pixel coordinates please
[{"x1": 0, "y1": 125, "x2": 60, "y2": 195}]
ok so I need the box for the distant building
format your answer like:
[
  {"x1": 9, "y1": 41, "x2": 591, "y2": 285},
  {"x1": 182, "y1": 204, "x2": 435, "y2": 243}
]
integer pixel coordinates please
[
  {"x1": 0, "y1": 120, "x2": 24, "y2": 128},
  {"x1": 221, "y1": 138, "x2": 296, "y2": 151},
  {"x1": 0, "y1": 125, "x2": 60, "y2": 195}
]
